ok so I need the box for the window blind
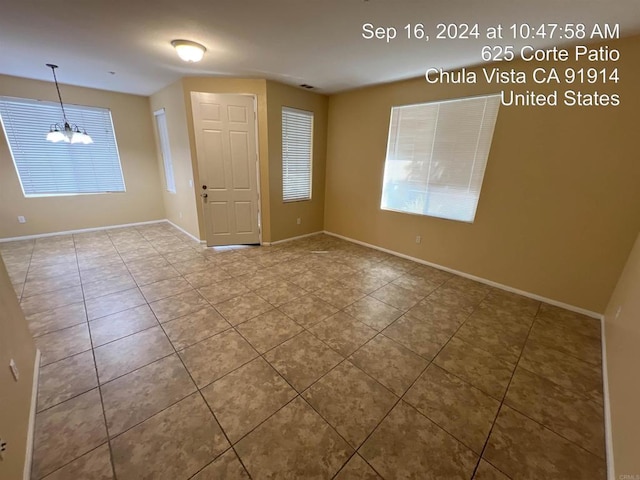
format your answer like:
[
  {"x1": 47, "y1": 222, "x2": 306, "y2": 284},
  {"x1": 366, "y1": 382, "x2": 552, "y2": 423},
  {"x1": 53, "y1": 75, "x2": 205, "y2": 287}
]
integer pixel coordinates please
[
  {"x1": 381, "y1": 94, "x2": 500, "y2": 223},
  {"x1": 282, "y1": 107, "x2": 313, "y2": 202},
  {"x1": 154, "y1": 109, "x2": 176, "y2": 193},
  {"x1": 0, "y1": 96, "x2": 125, "y2": 196}
]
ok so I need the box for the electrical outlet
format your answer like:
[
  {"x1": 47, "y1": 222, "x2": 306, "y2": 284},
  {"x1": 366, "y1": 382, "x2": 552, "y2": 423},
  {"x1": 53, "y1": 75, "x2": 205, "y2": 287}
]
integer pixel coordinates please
[
  {"x1": 9, "y1": 359, "x2": 19, "y2": 381},
  {"x1": 188, "y1": 179, "x2": 193, "y2": 188},
  {"x1": 615, "y1": 306, "x2": 622, "y2": 320},
  {"x1": 17, "y1": 216, "x2": 26, "y2": 223},
  {"x1": 179, "y1": 211, "x2": 183, "y2": 219},
  {"x1": 296, "y1": 218, "x2": 301, "y2": 225},
  {"x1": 0, "y1": 437, "x2": 6, "y2": 461},
  {"x1": 415, "y1": 235, "x2": 421, "y2": 244}
]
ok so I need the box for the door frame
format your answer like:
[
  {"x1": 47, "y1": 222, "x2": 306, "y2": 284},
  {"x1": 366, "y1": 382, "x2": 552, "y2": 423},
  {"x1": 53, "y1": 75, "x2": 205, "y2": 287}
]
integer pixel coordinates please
[{"x1": 190, "y1": 91, "x2": 263, "y2": 246}]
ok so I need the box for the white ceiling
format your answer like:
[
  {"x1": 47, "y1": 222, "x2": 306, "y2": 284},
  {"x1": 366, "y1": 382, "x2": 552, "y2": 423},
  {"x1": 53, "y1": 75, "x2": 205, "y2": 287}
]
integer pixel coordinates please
[{"x1": 1, "y1": 0, "x2": 639, "y2": 96}]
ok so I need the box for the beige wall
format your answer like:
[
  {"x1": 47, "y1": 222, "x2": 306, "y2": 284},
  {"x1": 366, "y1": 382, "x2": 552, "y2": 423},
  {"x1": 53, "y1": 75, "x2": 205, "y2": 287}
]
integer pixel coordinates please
[
  {"x1": 149, "y1": 80, "x2": 199, "y2": 239},
  {"x1": 180, "y1": 78, "x2": 271, "y2": 241},
  {"x1": 604, "y1": 230, "x2": 640, "y2": 477},
  {"x1": 0, "y1": 256, "x2": 37, "y2": 480},
  {"x1": 325, "y1": 34, "x2": 640, "y2": 313},
  {"x1": 266, "y1": 81, "x2": 328, "y2": 242},
  {"x1": 0, "y1": 74, "x2": 164, "y2": 239}
]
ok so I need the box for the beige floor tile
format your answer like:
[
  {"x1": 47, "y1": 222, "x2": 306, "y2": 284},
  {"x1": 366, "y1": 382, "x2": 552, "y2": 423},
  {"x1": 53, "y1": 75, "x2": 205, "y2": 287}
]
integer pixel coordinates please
[
  {"x1": 404, "y1": 297, "x2": 473, "y2": 324},
  {"x1": 335, "y1": 454, "x2": 382, "y2": 479},
  {"x1": 484, "y1": 406, "x2": 606, "y2": 480},
  {"x1": 82, "y1": 273, "x2": 137, "y2": 300},
  {"x1": 537, "y1": 303, "x2": 601, "y2": 338},
  {"x1": 255, "y1": 278, "x2": 305, "y2": 306},
  {"x1": 149, "y1": 289, "x2": 210, "y2": 323},
  {"x1": 435, "y1": 337, "x2": 515, "y2": 400},
  {"x1": 101, "y1": 354, "x2": 197, "y2": 437},
  {"x1": 20, "y1": 285, "x2": 84, "y2": 316},
  {"x1": 32, "y1": 389, "x2": 107, "y2": 479},
  {"x1": 191, "y1": 449, "x2": 250, "y2": 479},
  {"x1": 473, "y1": 460, "x2": 511, "y2": 480},
  {"x1": 303, "y1": 361, "x2": 397, "y2": 448},
  {"x1": 480, "y1": 289, "x2": 540, "y2": 317},
  {"x1": 404, "y1": 364, "x2": 500, "y2": 454},
  {"x1": 343, "y1": 296, "x2": 403, "y2": 331},
  {"x1": 183, "y1": 268, "x2": 231, "y2": 288},
  {"x1": 235, "y1": 309, "x2": 304, "y2": 353},
  {"x1": 198, "y1": 279, "x2": 249, "y2": 304},
  {"x1": 382, "y1": 313, "x2": 455, "y2": 360},
  {"x1": 455, "y1": 310, "x2": 530, "y2": 364},
  {"x1": 130, "y1": 264, "x2": 180, "y2": 286},
  {"x1": 427, "y1": 284, "x2": 488, "y2": 310},
  {"x1": 22, "y1": 272, "x2": 81, "y2": 298},
  {"x1": 89, "y1": 304, "x2": 158, "y2": 347},
  {"x1": 370, "y1": 283, "x2": 424, "y2": 311},
  {"x1": 313, "y1": 281, "x2": 366, "y2": 309},
  {"x1": 37, "y1": 350, "x2": 97, "y2": 412},
  {"x1": 179, "y1": 329, "x2": 258, "y2": 388},
  {"x1": 360, "y1": 401, "x2": 478, "y2": 479},
  {"x1": 94, "y1": 326, "x2": 173, "y2": 383},
  {"x1": 27, "y1": 261, "x2": 79, "y2": 281},
  {"x1": 80, "y1": 263, "x2": 131, "y2": 284},
  {"x1": 528, "y1": 317, "x2": 602, "y2": 366},
  {"x1": 309, "y1": 312, "x2": 377, "y2": 357},
  {"x1": 111, "y1": 393, "x2": 229, "y2": 480},
  {"x1": 86, "y1": 287, "x2": 146, "y2": 321},
  {"x1": 26, "y1": 302, "x2": 87, "y2": 337},
  {"x1": 202, "y1": 358, "x2": 297, "y2": 442},
  {"x1": 391, "y1": 273, "x2": 444, "y2": 296},
  {"x1": 235, "y1": 268, "x2": 280, "y2": 290},
  {"x1": 172, "y1": 257, "x2": 211, "y2": 275},
  {"x1": 287, "y1": 270, "x2": 335, "y2": 292},
  {"x1": 215, "y1": 292, "x2": 274, "y2": 325},
  {"x1": 163, "y1": 306, "x2": 231, "y2": 349},
  {"x1": 505, "y1": 367, "x2": 605, "y2": 458},
  {"x1": 349, "y1": 334, "x2": 428, "y2": 396},
  {"x1": 41, "y1": 443, "x2": 113, "y2": 480},
  {"x1": 264, "y1": 331, "x2": 343, "y2": 392},
  {"x1": 235, "y1": 397, "x2": 353, "y2": 479},
  {"x1": 519, "y1": 340, "x2": 603, "y2": 405},
  {"x1": 278, "y1": 294, "x2": 339, "y2": 328},
  {"x1": 139, "y1": 277, "x2": 192, "y2": 303},
  {"x1": 36, "y1": 323, "x2": 92, "y2": 366}
]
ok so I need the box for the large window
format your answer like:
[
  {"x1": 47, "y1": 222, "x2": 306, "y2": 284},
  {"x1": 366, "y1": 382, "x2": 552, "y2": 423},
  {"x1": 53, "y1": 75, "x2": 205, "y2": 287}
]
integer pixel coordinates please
[
  {"x1": 381, "y1": 94, "x2": 500, "y2": 223},
  {"x1": 0, "y1": 96, "x2": 125, "y2": 197},
  {"x1": 282, "y1": 107, "x2": 313, "y2": 202},
  {"x1": 154, "y1": 109, "x2": 176, "y2": 193}
]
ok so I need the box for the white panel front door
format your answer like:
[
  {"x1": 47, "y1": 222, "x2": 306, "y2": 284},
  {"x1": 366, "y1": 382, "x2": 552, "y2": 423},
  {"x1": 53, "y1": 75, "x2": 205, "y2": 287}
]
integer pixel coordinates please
[{"x1": 191, "y1": 92, "x2": 260, "y2": 246}]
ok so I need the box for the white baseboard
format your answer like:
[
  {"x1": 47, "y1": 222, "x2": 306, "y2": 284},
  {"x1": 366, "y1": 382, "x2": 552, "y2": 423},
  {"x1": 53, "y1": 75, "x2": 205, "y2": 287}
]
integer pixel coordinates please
[
  {"x1": 23, "y1": 349, "x2": 40, "y2": 480},
  {"x1": 164, "y1": 220, "x2": 202, "y2": 243},
  {"x1": 0, "y1": 220, "x2": 166, "y2": 243},
  {"x1": 324, "y1": 230, "x2": 603, "y2": 319},
  {"x1": 600, "y1": 318, "x2": 615, "y2": 479},
  {"x1": 263, "y1": 231, "x2": 323, "y2": 246}
]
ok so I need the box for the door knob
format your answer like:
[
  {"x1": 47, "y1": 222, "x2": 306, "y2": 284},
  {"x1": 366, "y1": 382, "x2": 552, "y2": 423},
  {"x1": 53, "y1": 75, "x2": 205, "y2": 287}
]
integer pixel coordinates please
[{"x1": 201, "y1": 193, "x2": 208, "y2": 198}]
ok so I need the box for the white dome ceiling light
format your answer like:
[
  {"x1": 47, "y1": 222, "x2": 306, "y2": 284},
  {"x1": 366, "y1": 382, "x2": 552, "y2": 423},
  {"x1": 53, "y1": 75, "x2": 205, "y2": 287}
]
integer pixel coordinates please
[{"x1": 171, "y1": 40, "x2": 206, "y2": 63}]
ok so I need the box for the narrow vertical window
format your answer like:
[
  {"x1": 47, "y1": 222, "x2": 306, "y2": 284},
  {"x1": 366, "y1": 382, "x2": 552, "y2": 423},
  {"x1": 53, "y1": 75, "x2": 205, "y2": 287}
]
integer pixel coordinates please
[
  {"x1": 154, "y1": 108, "x2": 176, "y2": 193},
  {"x1": 282, "y1": 107, "x2": 313, "y2": 202}
]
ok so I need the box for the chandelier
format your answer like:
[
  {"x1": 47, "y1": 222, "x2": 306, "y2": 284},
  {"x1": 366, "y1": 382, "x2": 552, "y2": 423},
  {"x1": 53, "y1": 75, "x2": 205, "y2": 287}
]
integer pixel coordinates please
[{"x1": 46, "y1": 64, "x2": 93, "y2": 144}]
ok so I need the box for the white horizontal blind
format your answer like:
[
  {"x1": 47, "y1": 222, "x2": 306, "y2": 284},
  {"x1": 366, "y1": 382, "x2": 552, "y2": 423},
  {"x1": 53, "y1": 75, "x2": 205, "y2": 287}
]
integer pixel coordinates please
[
  {"x1": 282, "y1": 107, "x2": 313, "y2": 202},
  {"x1": 154, "y1": 109, "x2": 176, "y2": 193},
  {"x1": 0, "y1": 96, "x2": 125, "y2": 196},
  {"x1": 381, "y1": 94, "x2": 500, "y2": 222}
]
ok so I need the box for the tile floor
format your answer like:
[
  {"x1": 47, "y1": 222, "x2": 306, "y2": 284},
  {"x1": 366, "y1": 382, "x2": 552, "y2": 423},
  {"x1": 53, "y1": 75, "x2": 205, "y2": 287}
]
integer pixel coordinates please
[{"x1": 1, "y1": 223, "x2": 606, "y2": 479}]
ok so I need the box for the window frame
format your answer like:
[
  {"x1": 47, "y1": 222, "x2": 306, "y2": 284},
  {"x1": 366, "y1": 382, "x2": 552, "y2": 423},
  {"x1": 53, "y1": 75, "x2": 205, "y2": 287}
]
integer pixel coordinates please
[
  {"x1": 0, "y1": 95, "x2": 126, "y2": 197},
  {"x1": 380, "y1": 94, "x2": 500, "y2": 223},
  {"x1": 153, "y1": 108, "x2": 176, "y2": 194},
  {"x1": 281, "y1": 106, "x2": 314, "y2": 203}
]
